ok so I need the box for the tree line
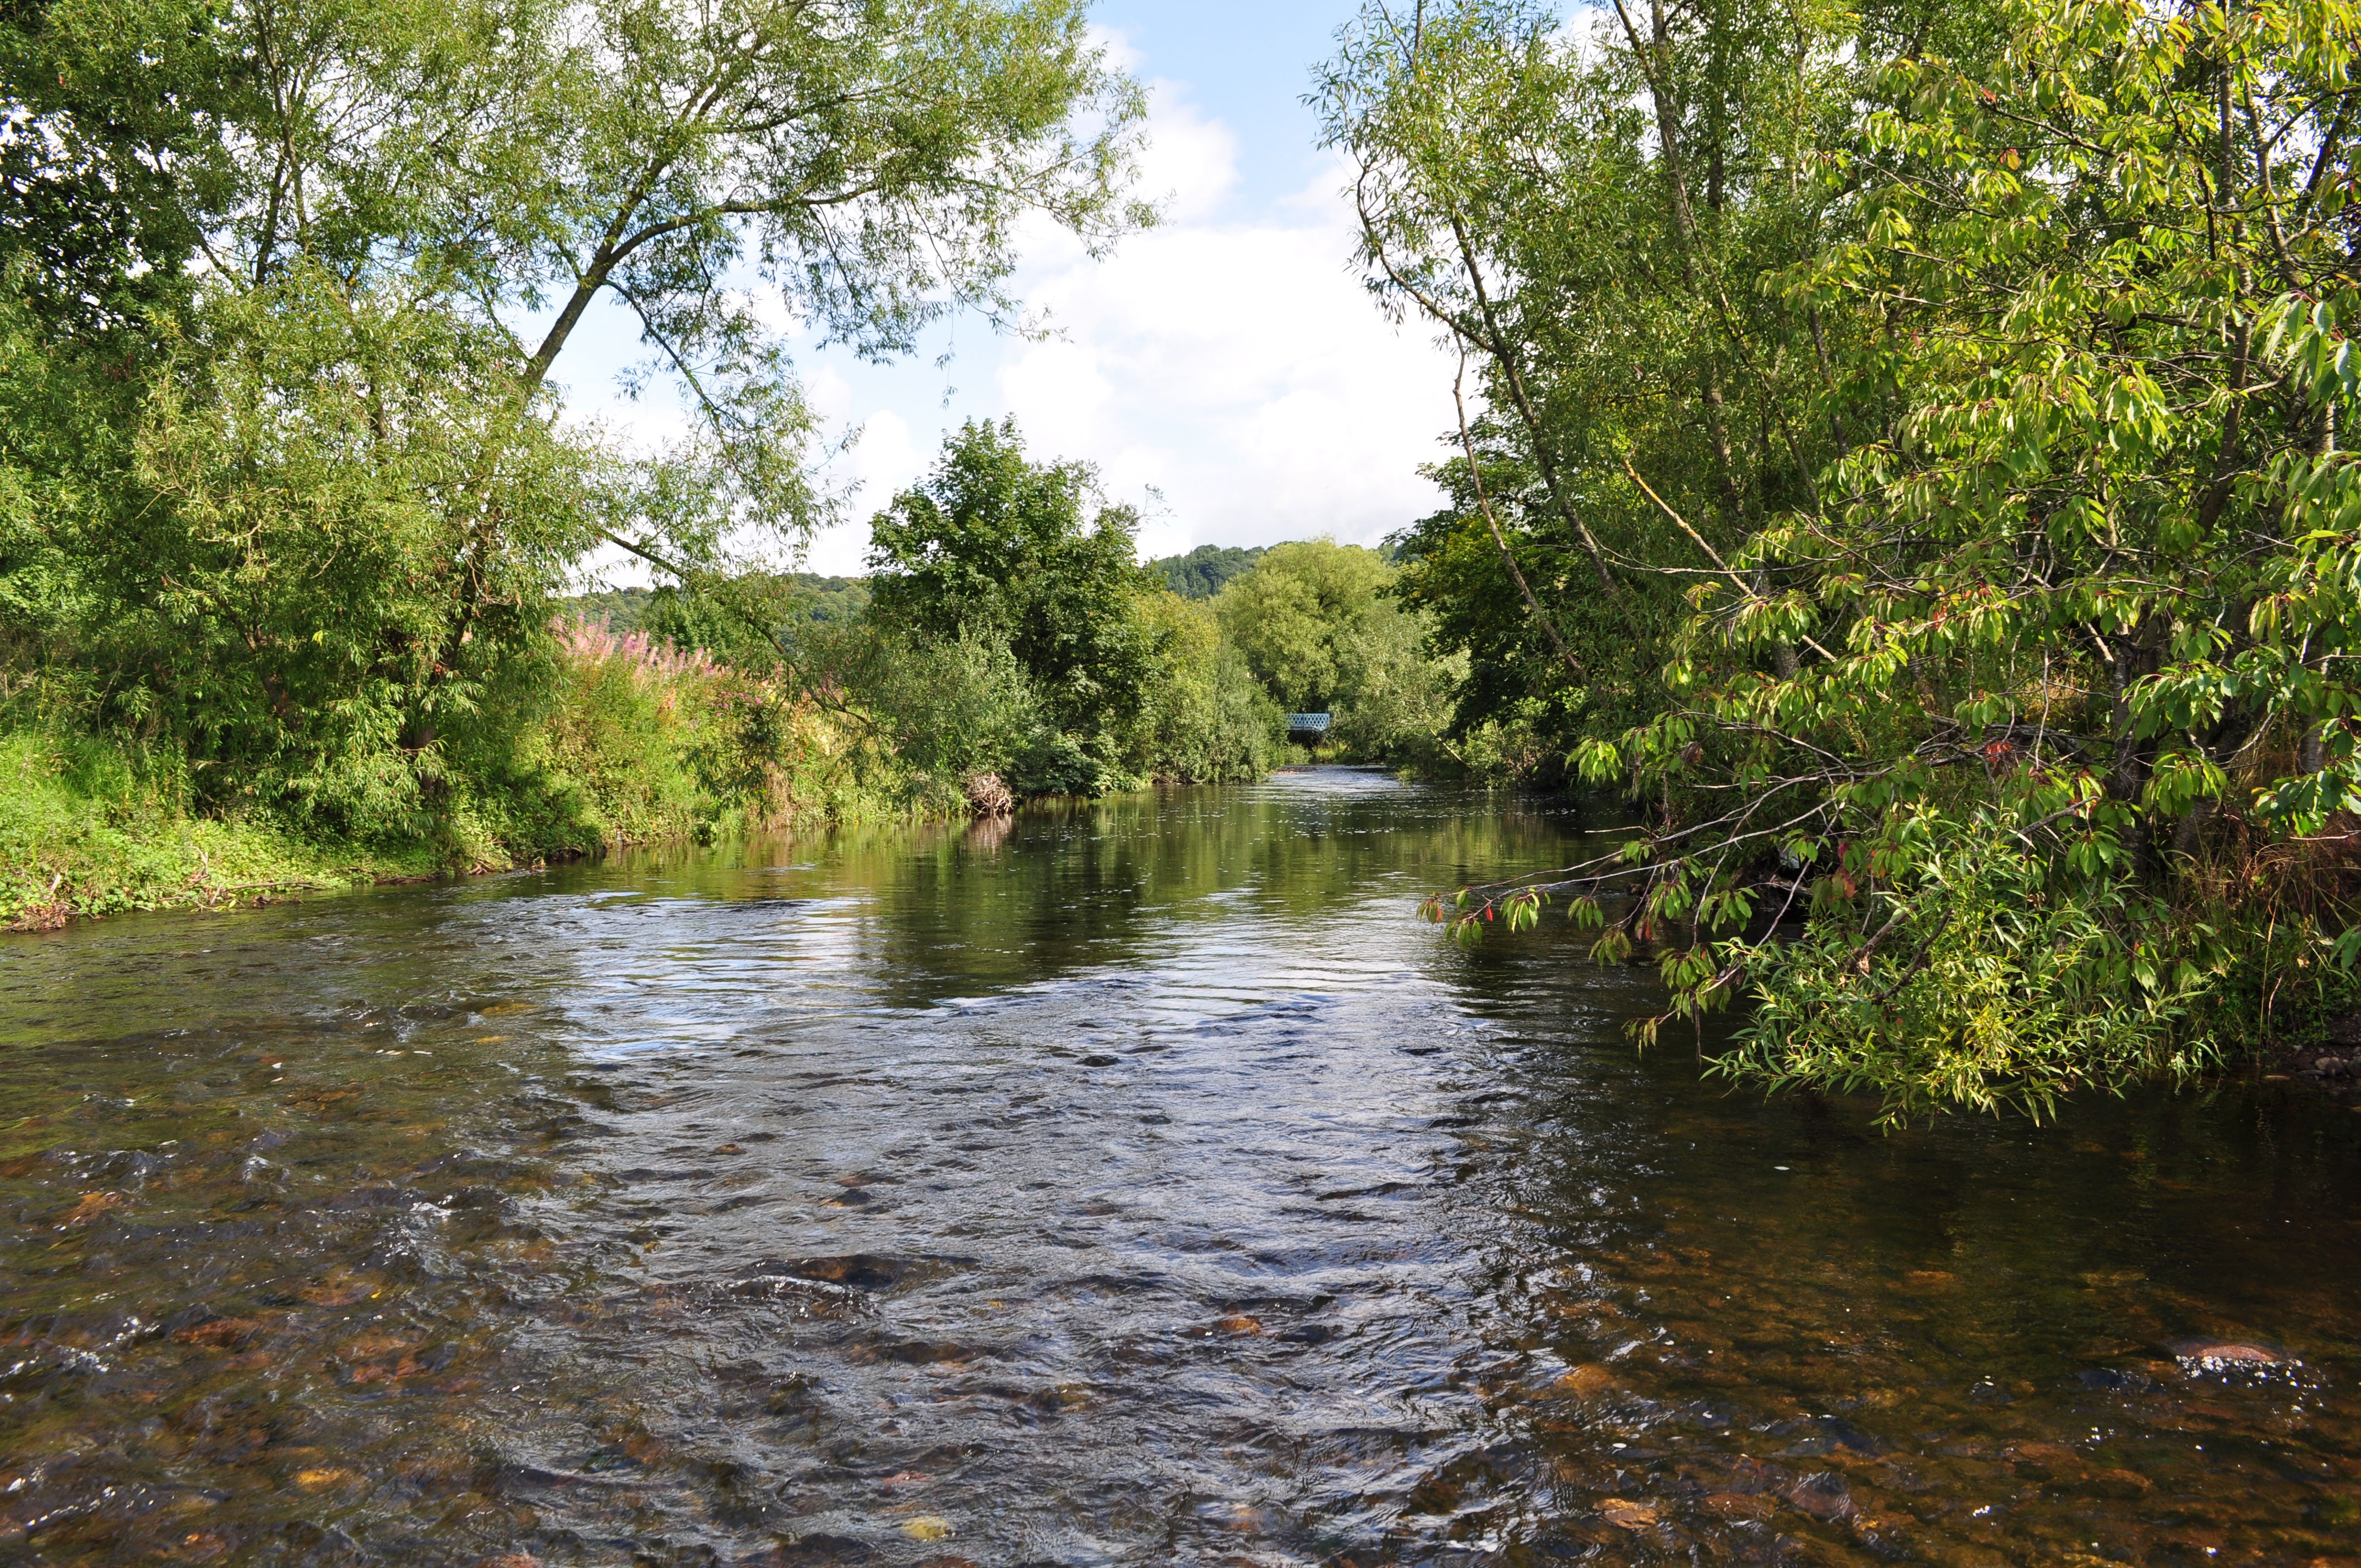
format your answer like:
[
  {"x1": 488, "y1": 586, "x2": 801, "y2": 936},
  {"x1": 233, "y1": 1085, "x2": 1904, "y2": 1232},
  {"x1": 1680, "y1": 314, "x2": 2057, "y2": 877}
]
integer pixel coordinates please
[
  {"x1": 0, "y1": 0, "x2": 1471, "y2": 927},
  {"x1": 0, "y1": 0, "x2": 1146, "y2": 875},
  {"x1": 644, "y1": 419, "x2": 1462, "y2": 802}
]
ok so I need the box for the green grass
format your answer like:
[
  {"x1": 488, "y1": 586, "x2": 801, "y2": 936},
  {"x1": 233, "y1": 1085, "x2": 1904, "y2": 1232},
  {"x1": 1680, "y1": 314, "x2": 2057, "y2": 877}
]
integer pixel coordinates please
[{"x1": 0, "y1": 730, "x2": 440, "y2": 930}]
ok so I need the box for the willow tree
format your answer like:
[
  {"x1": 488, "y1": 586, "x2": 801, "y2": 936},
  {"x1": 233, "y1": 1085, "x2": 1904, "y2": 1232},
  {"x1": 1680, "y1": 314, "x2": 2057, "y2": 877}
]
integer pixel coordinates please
[
  {"x1": 1, "y1": 0, "x2": 1145, "y2": 834},
  {"x1": 1320, "y1": 0, "x2": 1894, "y2": 758}
]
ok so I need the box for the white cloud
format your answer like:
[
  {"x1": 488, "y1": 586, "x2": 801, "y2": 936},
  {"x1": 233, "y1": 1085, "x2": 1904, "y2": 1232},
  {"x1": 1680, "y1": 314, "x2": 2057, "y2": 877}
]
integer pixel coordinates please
[
  {"x1": 803, "y1": 381, "x2": 922, "y2": 575},
  {"x1": 573, "y1": 73, "x2": 1457, "y2": 583},
  {"x1": 1128, "y1": 80, "x2": 1241, "y2": 224},
  {"x1": 995, "y1": 138, "x2": 1456, "y2": 556}
]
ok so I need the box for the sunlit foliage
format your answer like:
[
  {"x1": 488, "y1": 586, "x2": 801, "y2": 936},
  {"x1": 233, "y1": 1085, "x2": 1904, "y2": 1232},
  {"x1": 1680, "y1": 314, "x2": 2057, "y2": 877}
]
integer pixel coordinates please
[{"x1": 1336, "y1": 0, "x2": 2361, "y2": 1115}]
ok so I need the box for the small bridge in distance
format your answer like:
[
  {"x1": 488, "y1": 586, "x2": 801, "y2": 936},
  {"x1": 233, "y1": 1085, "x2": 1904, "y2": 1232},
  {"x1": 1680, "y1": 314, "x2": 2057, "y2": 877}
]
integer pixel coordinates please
[{"x1": 1286, "y1": 712, "x2": 1332, "y2": 745}]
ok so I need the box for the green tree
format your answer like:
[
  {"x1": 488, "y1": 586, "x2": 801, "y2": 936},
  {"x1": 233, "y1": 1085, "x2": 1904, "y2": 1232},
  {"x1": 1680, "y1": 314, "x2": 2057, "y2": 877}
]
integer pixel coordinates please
[
  {"x1": 1138, "y1": 592, "x2": 1286, "y2": 782},
  {"x1": 1344, "y1": 0, "x2": 2361, "y2": 1117},
  {"x1": 0, "y1": 0, "x2": 235, "y2": 337},
  {"x1": 0, "y1": 0, "x2": 1148, "y2": 847},
  {"x1": 868, "y1": 419, "x2": 1172, "y2": 794},
  {"x1": 1149, "y1": 543, "x2": 1267, "y2": 599},
  {"x1": 1214, "y1": 539, "x2": 1455, "y2": 763}
]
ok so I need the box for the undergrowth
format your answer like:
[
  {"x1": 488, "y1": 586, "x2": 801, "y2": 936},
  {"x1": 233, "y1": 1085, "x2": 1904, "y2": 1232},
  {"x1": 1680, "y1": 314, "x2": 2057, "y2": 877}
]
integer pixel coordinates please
[{"x1": 1, "y1": 618, "x2": 960, "y2": 932}]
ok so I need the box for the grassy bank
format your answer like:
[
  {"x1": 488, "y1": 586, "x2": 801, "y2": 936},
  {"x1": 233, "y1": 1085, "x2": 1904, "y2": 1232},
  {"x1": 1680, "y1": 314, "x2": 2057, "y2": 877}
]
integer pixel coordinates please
[
  {"x1": 0, "y1": 619, "x2": 965, "y2": 933},
  {"x1": 0, "y1": 728, "x2": 428, "y2": 929}
]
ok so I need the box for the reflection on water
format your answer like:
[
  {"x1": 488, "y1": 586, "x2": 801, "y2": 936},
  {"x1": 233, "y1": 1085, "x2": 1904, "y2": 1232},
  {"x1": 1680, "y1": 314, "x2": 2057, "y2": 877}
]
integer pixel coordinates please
[{"x1": 1, "y1": 766, "x2": 2357, "y2": 1566}]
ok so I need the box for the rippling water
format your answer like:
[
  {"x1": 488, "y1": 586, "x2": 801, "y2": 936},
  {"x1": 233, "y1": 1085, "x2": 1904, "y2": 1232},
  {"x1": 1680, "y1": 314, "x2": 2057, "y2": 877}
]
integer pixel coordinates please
[{"x1": 3, "y1": 768, "x2": 2359, "y2": 1566}]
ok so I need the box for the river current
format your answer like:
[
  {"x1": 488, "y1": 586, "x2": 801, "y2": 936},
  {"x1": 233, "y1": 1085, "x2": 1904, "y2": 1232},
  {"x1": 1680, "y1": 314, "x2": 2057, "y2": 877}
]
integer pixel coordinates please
[{"x1": 2, "y1": 768, "x2": 2358, "y2": 1566}]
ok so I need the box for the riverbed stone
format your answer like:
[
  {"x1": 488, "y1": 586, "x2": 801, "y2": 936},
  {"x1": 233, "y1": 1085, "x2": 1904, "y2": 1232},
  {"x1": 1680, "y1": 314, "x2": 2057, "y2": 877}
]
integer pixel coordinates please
[
  {"x1": 1786, "y1": 1472, "x2": 1856, "y2": 1521},
  {"x1": 1553, "y1": 1364, "x2": 1615, "y2": 1398},
  {"x1": 173, "y1": 1315, "x2": 267, "y2": 1349},
  {"x1": 746, "y1": 1255, "x2": 914, "y2": 1291},
  {"x1": 1598, "y1": 1498, "x2": 1658, "y2": 1531},
  {"x1": 1703, "y1": 1491, "x2": 1774, "y2": 1521},
  {"x1": 2069, "y1": 1467, "x2": 2154, "y2": 1500},
  {"x1": 2169, "y1": 1337, "x2": 2291, "y2": 1369}
]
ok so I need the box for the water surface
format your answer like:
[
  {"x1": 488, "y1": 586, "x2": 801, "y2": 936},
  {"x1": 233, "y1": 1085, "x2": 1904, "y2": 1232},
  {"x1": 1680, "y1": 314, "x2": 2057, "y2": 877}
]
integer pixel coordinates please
[{"x1": 3, "y1": 769, "x2": 2358, "y2": 1566}]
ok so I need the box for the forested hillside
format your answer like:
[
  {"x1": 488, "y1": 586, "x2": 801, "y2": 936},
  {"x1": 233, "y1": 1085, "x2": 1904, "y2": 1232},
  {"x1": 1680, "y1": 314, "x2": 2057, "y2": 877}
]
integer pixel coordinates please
[
  {"x1": 1328, "y1": 0, "x2": 2361, "y2": 1114},
  {"x1": 567, "y1": 578, "x2": 871, "y2": 635},
  {"x1": 1149, "y1": 544, "x2": 1267, "y2": 599}
]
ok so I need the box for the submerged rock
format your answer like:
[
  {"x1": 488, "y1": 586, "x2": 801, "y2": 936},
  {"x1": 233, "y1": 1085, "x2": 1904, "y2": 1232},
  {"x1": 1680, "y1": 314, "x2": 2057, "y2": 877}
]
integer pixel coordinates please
[
  {"x1": 172, "y1": 1314, "x2": 268, "y2": 1349},
  {"x1": 746, "y1": 1255, "x2": 918, "y2": 1292},
  {"x1": 1703, "y1": 1491, "x2": 1774, "y2": 1521},
  {"x1": 2169, "y1": 1337, "x2": 2292, "y2": 1370},
  {"x1": 1552, "y1": 1364, "x2": 1615, "y2": 1399},
  {"x1": 1598, "y1": 1498, "x2": 1658, "y2": 1531},
  {"x1": 1770, "y1": 1414, "x2": 1887, "y2": 1456},
  {"x1": 747, "y1": 1533, "x2": 873, "y2": 1564},
  {"x1": 1786, "y1": 1472, "x2": 1854, "y2": 1521}
]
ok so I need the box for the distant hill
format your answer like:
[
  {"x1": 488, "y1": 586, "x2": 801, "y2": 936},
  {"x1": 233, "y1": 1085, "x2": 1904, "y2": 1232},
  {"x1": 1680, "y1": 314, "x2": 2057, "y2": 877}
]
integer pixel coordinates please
[
  {"x1": 563, "y1": 574, "x2": 869, "y2": 633},
  {"x1": 1150, "y1": 545, "x2": 1267, "y2": 600},
  {"x1": 566, "y1": 585, "x2": 657, "y2": 630}
]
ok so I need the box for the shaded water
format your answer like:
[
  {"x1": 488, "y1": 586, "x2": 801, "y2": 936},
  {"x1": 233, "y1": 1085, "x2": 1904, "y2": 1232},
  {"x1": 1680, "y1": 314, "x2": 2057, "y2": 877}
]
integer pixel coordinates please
[{"x1": 3, "y1": 768, "x2": 2359, "y2": 1567}]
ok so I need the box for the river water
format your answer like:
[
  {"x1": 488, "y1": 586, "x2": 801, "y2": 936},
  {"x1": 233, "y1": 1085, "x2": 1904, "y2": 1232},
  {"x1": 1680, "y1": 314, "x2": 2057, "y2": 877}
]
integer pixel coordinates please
[{"x1": 3, "y1": 768, "x2": 2358, "y2": 1567}]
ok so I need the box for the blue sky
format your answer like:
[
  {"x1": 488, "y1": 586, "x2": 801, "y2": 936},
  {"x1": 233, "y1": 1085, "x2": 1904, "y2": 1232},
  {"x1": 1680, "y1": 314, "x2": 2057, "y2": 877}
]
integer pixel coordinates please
[
  {"x1": 566, "y1": 1, "x2": 1458, "y2": 582},
  {"x1": 1093, "y1": 0, "x2": 1354, "y2": 208}
]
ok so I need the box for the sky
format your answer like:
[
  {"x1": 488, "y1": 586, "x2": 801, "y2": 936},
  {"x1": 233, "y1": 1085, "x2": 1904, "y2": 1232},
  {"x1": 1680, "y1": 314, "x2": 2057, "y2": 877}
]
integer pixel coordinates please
[{"x1": 557, "y1": 0, "x2": 1460, "y2": 582}]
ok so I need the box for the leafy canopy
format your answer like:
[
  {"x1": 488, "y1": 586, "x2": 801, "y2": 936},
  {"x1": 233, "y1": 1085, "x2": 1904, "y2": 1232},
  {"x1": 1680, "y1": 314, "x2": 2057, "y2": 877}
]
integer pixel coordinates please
[{"x1": 1331, "y1": 0, "x2": 2361, "y2": 1118}]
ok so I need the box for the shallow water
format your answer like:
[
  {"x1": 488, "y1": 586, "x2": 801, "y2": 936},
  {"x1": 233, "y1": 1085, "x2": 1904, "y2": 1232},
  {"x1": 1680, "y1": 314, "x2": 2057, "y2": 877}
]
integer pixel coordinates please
[{"x1": 2, "y1": 767, "x2": 2358, "y2": 1567}]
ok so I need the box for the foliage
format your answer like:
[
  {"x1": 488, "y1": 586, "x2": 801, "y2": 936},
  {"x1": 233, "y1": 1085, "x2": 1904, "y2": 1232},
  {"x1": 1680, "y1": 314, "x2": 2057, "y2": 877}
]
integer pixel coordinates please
[
  {"x1": 534, "y1": 617, "x2": 923, "y2": 843},
  {"x1": 1149, "y1": 543, "x2": 1267, "y2": 599},
  {"x1": 129, "y1": 268, "x2": 603, "y2": 837},
  {"x1": 1214, "y1": 540, "x2": 1458, "y2": 765},
  {"x1": 0, "y1": 0, "x2": 1152, "y2": 888},
  {"x1": 785, "y1": 614, "x2": 1045, "y2": 798},
  {"x1": 566, "y1": 575, "x2": 869, "y2": 639},
  {"x1": 1337, "y1": 0, "x2": 2361, "y2": 1116},
  {"x1": 0, "y1": 0, "x2": 235, "y2": 339},
  {"x1": 867, "y1": 419, "x2": 1179, "y2": 794},
  {"x1": 0, "y1": 726, "x2": 400, "y2": 930},
  {"x1": 635, "y1": 572, "x2": 870, "y2": 672},
  {"x1": 1138, "y1": 593, "x2": 1288, "y2": 782}
]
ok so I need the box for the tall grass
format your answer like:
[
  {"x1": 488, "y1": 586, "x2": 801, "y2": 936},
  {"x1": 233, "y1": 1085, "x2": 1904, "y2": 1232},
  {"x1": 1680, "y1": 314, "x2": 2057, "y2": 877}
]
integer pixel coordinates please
[
  {"x1": 2, "y1": 618, "x2": 958, "y2": 930},
  {"x1": 0, "y1": 727, "x2": 412, "y2": 930}
]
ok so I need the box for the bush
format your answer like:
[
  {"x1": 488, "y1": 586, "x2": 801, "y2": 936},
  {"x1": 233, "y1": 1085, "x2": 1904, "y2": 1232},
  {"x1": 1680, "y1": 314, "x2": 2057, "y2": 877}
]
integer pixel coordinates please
[
  {"x1": 0, "y1": 723, "x2": 411, "y2": 929},
  {"x1": 1138, "y1": 592, "x2": 1285, "y2": 782}
]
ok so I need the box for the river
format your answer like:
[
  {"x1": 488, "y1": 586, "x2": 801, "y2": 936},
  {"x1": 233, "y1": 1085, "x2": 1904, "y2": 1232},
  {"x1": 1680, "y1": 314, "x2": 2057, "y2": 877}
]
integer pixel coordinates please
[{"x1": 2, "y1": 767, "x2": 2357, "y2": 1566}]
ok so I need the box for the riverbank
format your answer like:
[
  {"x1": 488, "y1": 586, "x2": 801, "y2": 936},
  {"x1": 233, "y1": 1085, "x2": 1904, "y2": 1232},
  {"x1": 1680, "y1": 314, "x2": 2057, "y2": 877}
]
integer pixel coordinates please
[
  {"x1": 0, "y1": 622, "x2": 971, "y2": 933},
  {"x1": 0, "y1": 739, "x2": 419, "y2": 930},
  {"x1": 0, "y1": 746, "x2": 960, "y2": 934},
  {"x1": 0, "y1": 733, "x2": 969, "y2": 934}
]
